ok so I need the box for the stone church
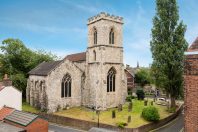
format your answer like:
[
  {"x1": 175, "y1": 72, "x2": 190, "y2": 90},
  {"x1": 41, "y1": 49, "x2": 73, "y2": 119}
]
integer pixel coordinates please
[{"x1": 26, "y1": 12, "x2": 133, "y2": 112}]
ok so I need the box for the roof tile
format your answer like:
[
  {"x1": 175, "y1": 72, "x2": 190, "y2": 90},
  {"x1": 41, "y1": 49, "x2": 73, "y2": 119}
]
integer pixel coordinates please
[
  {"x1": 0, "y1": 107, "x2": 14, "y2": 120},
  {"x1": 188, "y1": 37, "x2": 198, "y2": 52},
  {"x1": 28, "y1": 60, "x2": 62, "y2": 76},
  {"x1": 65, "y1": 52, "x2": 86, "y2": 62}
]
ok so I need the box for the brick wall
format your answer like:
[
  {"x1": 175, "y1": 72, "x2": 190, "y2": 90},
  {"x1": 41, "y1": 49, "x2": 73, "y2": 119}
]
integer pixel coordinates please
[
  {"x1": 184, "y1": 54, "x2": 198, "y2": 131},
  {"x1": 4, "y1": 117, "x2": 48, "y2": 132}
]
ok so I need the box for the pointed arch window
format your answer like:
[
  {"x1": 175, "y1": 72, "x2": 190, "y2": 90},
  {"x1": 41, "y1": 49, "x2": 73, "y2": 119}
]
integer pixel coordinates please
[
  {"x1": 61, "y1": 74, "x2": 71, "y2": 98},
  {"x1": 107, "y1": 67, "x2": 116, "y2": 92},
  {"x1": 94, "y1": 28, "x2": 97, "y2": 45},
  {"x1": 109, "y1": 28, "x2": 114, "y2": 44}
]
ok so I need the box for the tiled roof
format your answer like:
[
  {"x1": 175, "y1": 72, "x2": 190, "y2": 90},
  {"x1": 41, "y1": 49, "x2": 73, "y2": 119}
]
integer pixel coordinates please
[
  {"x1": 65, "y1": 52, "x2": 86, "y2": 62},
  {"x1": 188, "y1": 37, "x2": 198, "y2": 52},
  {"x1": 28, "y1": 60, "x2": 62, "y2": 76},
  {"x1": 4, "y1": 110, "x2": 38, "y2": 126},
  {"x1": 0, "y1": 122, "x2": 25, "y2": 132},
  {"x1": 0, "y1": 107, "x2": 14, "y2": 120}
]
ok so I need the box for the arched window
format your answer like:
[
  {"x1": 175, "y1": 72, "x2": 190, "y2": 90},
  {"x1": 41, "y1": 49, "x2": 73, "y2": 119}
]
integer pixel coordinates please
[
  {"x1": 107, "y1": 67, "x2": 116, "y2": 92},
  {"x1": 94, "y1": 28, "x2": 97, "y2": 44},
  {"x1": 93, "y1": 50, "x2": 96, "y2": 61},
  {"x1": 61, "y1": 74, "x2": 71, "y2": 98},
  {"x1": 109, "y1": 28, "x2": 114, "y2": 44}
]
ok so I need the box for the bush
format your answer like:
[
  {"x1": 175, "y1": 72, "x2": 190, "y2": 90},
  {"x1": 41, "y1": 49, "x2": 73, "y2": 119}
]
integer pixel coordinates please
[
  {"x1": 142, "y1": 106, "x2": 160, "y2": 122},
  {"x1": 116, "y1": 122, "x2": 127, "y2": 128},
  {"x1": 126, "y1": 95, "x2": 136, "y2": 102},
  {"x1": 167, "y1": 107, "x2": 176, "y2": 113},
  {"x1": 136, "y1": 89, "x2": 145, "y2": 100}
]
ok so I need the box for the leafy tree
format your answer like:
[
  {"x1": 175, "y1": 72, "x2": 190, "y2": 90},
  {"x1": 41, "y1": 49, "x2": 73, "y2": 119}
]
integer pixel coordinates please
[
  {"x1": 0, "y1": 38, "x2": 57, "y2": 98},
  {"x1": 135, "y1": 68, "x2": 151, "y2": 87},
  {"x1": 150, "y1": 0, "x2": 188, "y2": 108}
]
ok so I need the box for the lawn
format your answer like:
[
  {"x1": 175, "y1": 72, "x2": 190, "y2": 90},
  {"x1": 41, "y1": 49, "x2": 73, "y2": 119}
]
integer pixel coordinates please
[
  {"x1": 22, "y1": 102, "x2": 40, "y2": 113},
  {"x1": 54, "y1": 99, "x2": 172, "y2": 128}
]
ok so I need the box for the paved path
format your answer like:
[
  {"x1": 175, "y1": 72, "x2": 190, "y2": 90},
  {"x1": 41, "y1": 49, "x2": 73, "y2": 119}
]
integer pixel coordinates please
[
  {"x1": 49, "y1": 123, "x2": 85, "y2": 132},
  {"x1": 153, "y1": 109, "x2": 184, "y2": 132}
]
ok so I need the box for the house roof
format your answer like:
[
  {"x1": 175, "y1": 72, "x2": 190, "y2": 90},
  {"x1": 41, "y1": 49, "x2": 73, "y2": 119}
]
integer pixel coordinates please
[
  {"x1": 0, "y1": 107, "x2": 14, "y2": 120},
  {"x1": 65, "y1": 52, "x2": 86, "y2": 62},
  {"x1": 188, "y1": 37, "x2": 198, "y2": 52},
  {"x1": 0, "y1": 122, "x2": 25, "y2": 132},
  {"x1": 4, "y1": 110, "x2": 38, "y2": 126},
  {"x1": 28, "y1": 60, "x2": 62, "y2": 76}
]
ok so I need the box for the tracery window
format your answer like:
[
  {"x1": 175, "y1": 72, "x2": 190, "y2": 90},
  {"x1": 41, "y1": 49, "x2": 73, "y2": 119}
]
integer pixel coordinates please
[
  {"x1": 107, "y1": 67, "x2": 116, "y2": 92},
  {"x1": 61, "y1": 74, "x2": 71, "y2": 97}
]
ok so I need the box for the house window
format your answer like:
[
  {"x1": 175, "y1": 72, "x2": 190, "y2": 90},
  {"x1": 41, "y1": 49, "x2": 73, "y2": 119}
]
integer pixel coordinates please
[
  {"x1": 107, "y1": 67, "x2": 116, "y2": 92},
  {"x1": 94, "y1": 28, "x2": 97, "y2": 44},
  {"x1": 61, "y1": 74, "x2": 71, "y2": 97},
  {"x1": 109, "y1": 28, "x2": 114, "y2": 44}
]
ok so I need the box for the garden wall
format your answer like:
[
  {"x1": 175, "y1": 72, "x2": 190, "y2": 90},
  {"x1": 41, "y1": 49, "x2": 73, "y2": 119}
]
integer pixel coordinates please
[{"x1": 38, "y1": 105, "x2": 183, "y2": 132}]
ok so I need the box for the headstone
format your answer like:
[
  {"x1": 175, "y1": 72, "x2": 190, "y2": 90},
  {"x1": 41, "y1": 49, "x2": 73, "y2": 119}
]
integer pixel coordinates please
[
  {"x1": 128, "y1": 102, "x2": 132, "y2": 112},
  {"x1": 144, "y1": 100, "x2": 148, "y2": 106},
  {"x1": 151, "y1": 101, "x2": 153, "y2": 106},
  {"x1": 127, "y1": 115, "x2": 131, "y2": 123},
  {"x1": 112, "y1": 110, "x2": 116, "y2": 118},
  {"x1": 118, "y1": 104, "x2": 122, "y2": 112}
]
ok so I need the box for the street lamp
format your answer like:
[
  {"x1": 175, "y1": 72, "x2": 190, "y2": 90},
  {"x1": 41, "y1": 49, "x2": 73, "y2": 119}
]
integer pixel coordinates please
[{"x1": 96, "y1": 110, "x2": 100, "y2": 128}]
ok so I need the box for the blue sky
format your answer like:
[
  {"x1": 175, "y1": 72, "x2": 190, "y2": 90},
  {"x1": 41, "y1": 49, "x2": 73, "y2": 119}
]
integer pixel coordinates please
[{"x1": 0, "y1": 0, "x2": 198, "y2": 67}]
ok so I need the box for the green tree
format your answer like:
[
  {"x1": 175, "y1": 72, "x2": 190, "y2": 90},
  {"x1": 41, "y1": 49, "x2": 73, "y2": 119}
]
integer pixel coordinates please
[
  {"x1": 0, "y1": 38, "x2": 57, "y2": 98},
  {"x1": 135, "y1": 68, "x2": 151, "y2": 87},
  {"x1": 150, "y1": 0, "x2": 188, "y2": 108}
]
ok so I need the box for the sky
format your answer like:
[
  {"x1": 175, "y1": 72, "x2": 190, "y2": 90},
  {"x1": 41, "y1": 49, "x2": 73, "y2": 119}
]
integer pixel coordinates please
[{"x1": 0, "y1": 0, "x2": 198, "y2": 67}]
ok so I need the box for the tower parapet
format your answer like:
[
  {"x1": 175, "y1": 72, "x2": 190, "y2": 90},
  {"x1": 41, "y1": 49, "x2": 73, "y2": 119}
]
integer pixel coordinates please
[{"x1": 87, "y1": 12, "x2": 123, "y2": 25}]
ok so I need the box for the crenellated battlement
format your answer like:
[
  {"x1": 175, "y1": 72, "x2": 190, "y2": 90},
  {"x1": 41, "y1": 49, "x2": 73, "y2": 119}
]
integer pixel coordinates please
[{"x1": 87, "y1": 12, "x2": 123, "y2": 25}]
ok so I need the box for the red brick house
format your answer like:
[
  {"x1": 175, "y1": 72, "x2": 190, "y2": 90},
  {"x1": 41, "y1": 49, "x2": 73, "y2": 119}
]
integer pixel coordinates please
[
  {"x1": 184, "y1": 37, "x2": 198, "y2": 131},
  {"x1": 0, "y1": 106, "x2": 48, "y2": 132},
  {"x1": 125, "y1": 65, "x2": 135, "y2": 94}
]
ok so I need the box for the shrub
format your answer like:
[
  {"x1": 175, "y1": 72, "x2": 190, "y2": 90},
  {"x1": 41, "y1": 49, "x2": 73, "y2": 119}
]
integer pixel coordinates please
[
  {"x1": 167, "y1": 107, "x2": 176, "y2": 113},
  {"x1": 136, "y1": 89, "x2": 145, "y2": 100},
  {"x1": 116, "y1": 122, "x2": 127, "y2": 128},
  {"x1": 142, "y1": 106, "x2": 160, "y2": 122},
  {"x1": 126, "y1": 95, "x2": 136, "y2": 102}
]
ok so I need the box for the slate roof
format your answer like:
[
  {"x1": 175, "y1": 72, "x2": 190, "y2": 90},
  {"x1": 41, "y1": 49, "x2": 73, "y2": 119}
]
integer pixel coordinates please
[
  {"x1": 4, "y1": 110, "x2": 38, "y2": 126},
  {"x1": 65, "y1": 52, "x2": 86, "y2": 62},
  {"x1": 0, "y1": 107, "x2": 14, "y2": 120},
  {"x1": 188, "y1": 37, "x2": 198, "y2": 52},
  {"x1": 28, "y1": 60, "x2": 62, "y2": 76},
  {"x1": 0, "y1": 122, "x2": 25, "y2": 132}
]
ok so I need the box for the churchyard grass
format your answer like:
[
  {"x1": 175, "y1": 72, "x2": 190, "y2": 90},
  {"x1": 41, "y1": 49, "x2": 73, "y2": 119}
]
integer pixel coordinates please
[
  {"x1": 22, "y1": 102, "x2": 40, "y2": 113},
  {"x1": 54, "y1": 99, "x2": 172, "y2": 128}
]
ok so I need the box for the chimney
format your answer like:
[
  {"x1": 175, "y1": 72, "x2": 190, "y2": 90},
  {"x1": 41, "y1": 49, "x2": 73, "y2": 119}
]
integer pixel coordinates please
[
  {"x1": 126, "y1": 64, "x2": 130, "y2": 69},
  {"x1": 3, "y1": 74, "x2": 12, "y2": 86}
]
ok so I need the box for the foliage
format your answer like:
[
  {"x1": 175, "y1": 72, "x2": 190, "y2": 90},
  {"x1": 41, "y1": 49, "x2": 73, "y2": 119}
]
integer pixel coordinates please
[
  {"x1": 142, "y1": 106, "x2": 160, "y2": 122},
  {"x1": 126, "y1": 95, "x2": 135, "y2": 102},
  {"x1": 22, "y1": 102, "x2": 40, "y2": 113},
  {"x1": 0, "y1": 38, "x2": 57, "y2": 98},
  {"x1": 167, "y1": 107, "x2": 176, "y2": 113},
  {"x1": 136, "y1": 89, "x2": 145, "y2": 100},
  {"x1": 116, "y1": 122, "x2": 127, "y2": 128},
  {"x1": 135, "y1": 68, "x2": 152, "y2": 86},
  {"x1": 150, "y1": 0, "x2": 188, "y2": 108}
]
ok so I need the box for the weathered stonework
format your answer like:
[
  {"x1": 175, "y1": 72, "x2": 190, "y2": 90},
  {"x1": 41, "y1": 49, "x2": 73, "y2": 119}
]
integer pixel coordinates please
[{"x1": 27, "y1": 12, "x2": 127, "y2": 112}]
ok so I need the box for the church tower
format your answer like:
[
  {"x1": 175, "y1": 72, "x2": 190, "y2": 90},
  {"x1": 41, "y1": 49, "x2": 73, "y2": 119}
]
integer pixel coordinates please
[{"x1": 83, "y1": 12, "x2": 127, "y2": 110}]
